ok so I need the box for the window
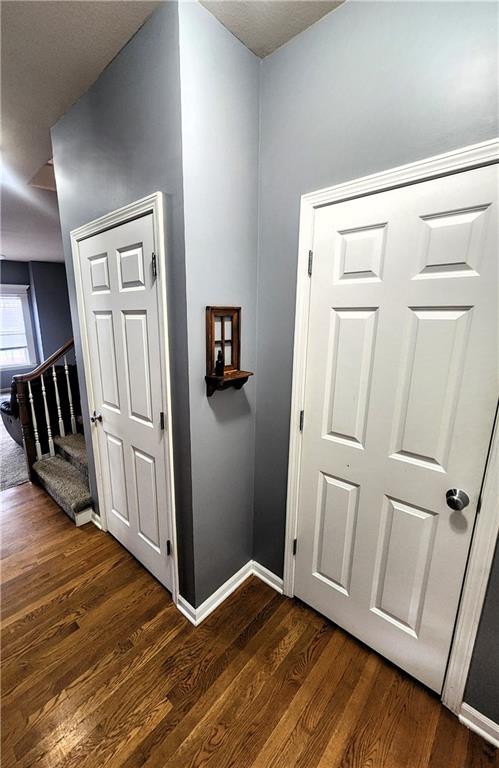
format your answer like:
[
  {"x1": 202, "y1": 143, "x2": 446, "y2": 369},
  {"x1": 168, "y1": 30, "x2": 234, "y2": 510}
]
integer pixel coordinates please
[{"x1": 0, "y1": 285, "x2": 37, "y2": 368}]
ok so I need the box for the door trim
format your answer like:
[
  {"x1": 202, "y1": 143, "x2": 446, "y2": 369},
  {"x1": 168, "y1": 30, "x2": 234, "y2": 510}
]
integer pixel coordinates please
[
  {"x1": 442, "y1": 409, "x2": 498, "y2": 714},
  {"x1": 70, "y1": 192, "x2": 179, "y2": 606},
  {"x1": 284, "y1": 139, "x2": 499, "y2": 709}
]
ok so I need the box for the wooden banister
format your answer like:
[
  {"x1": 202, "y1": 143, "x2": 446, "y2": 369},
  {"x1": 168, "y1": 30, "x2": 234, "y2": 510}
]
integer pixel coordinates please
[{"x1": 13, "y1": 338, "x2": 74, "y2": 384}]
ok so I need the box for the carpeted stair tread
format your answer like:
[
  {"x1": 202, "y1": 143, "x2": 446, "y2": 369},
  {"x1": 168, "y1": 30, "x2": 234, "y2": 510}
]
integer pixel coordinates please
[
  {"x1": 53, "y1": 434, "x2": 88, "y2": 478},
  {"x1": 33, "y1": 455, "x2": 92, "y2": 521}
]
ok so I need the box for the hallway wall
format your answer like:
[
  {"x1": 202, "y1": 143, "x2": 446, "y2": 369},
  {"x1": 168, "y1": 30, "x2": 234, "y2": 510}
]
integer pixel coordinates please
[
  {"x1": 52, "y1": 0, "x2": 260, "y2": 607},
  {"x1": 465, "y1": 538, "x2": 499, "y2": 722},
  {"x1": 51, "y1": 2, "x2": 196, "y2": 602},
  {"x1": 254, "y1": 0, "x2": 499, "y2": 576},
  {"x1": 253, "y1": 0, "x2": 498, "y2": 724},
  {"x1": 178, "y1": 2, "x2": 260, "y2": 605},
  {"x1": 29, "y1": 261, "x2": 73, "y2": 361}
]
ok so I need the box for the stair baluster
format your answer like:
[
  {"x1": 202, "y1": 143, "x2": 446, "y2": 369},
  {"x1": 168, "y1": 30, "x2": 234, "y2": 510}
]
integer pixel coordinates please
[
  {"x1": 52, "y1": 365, "x2": 65, "y2": 437},
  {"x1": 27, "y1": 380, "x2": 43, "y2": 461},
  {"x1": 15, "y1": 381, "x2": 36, "y2": 480},
  {"x1": 13, "y1": 337, "x2": 77, "y2": 479},
  {"x1": 64, "y1": 355, "x2": 77, "y2": 435},
  {"x1": 41, "y1": 372, "x2": 55, "y2": 456}
]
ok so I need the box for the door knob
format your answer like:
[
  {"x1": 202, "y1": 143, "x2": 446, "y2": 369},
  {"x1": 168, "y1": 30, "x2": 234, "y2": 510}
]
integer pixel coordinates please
[
  {"x1": 446, "y1": 489, "x2": 470, "y2": 512},
  {"x1": 90, "y1": 411, "x2": 102, "y2": 423}
]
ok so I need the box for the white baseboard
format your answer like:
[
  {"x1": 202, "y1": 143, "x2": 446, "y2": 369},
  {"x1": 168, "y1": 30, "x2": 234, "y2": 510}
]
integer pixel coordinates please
[
  {"x1": 176, "y1": 594, "x2": 198, "y2": 625},
  {"x1": 177, "y1": 561, "x2": 254, "y2": 626},
  {"x1": 90, "y1": 511, "x2": 103, "y2": 530},
  {"x1": 459, "y1": 703, "x2": 499, "y2": 748},
  {"x1": 176, "y1": 559, "x2": 284, "y2": 627},
  {"x1": 252, "y1": 560, "x2": 284, "y2": 594},
  {"x1": 75, "y1": 507, "x2": 93, "y2": 527}
]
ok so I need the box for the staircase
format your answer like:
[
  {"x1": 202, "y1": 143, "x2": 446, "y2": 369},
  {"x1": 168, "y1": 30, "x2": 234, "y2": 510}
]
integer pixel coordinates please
[
  {"x1": 33, "y1": 434, "x2": 92, "y2": 525},
  {"x1": 12, "y1": 338, "x2": 94, "y2": 526}
]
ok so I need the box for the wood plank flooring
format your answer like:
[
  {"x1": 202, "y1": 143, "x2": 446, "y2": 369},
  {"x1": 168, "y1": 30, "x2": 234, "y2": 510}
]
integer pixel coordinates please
[{"x1": 1, "y1": 482, "x2": 497, "y2": 768}]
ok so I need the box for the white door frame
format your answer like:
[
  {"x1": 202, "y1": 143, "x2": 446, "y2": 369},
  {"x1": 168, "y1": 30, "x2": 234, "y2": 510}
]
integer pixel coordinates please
[
  {"x1": 70, "y1": 192, "x2": 179, "y2": 606},
  {"x1": 284, "y1": 139, "x2": 499, "y2": 713}
]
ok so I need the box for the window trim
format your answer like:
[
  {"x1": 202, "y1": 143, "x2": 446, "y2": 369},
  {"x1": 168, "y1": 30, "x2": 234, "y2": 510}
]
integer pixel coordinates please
[{"x1": 0, "y1": 283, "x2": 37, "y2": 369}]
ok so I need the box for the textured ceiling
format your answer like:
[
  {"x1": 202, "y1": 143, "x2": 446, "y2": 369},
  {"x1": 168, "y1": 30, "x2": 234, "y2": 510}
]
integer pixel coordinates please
[
  {"x1": 0, "y1": 185, "x2": 63, "y2": 263},
  {"x1": 2, "y1": 0, "x2": 160, "y2": 183},
  {"x1": 201, "y1": 0, "x2": 343, "y2": 58},
  {"x1": 1, "y1": 0, "x2": 344, "y2": 263},
  {"x1": 1, "y1": 0, "x2": 160, "y2": 261}
]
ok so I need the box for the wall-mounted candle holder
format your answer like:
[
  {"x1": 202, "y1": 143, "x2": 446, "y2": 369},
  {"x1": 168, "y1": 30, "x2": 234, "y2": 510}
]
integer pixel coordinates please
[{"x1": 205, "y1": 306, "x2": 253, "y2": 397}]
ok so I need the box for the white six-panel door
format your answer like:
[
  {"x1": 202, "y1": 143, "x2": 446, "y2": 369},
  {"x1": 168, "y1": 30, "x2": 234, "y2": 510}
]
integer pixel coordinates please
[
  {"x1": 77, "y1": 213, "x2": 173, "y2": 590},
  {"x1": 294, "y1": 164, "x2": 498, "y2": 692}
]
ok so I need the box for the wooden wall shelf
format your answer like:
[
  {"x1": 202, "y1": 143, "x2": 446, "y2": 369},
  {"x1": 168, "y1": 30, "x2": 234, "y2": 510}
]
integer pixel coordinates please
[
  {"x1": 205, "y1": 306, "x2": 253, "y2": 397},
  {"x1": 205, "y1": 370, "x2": 253, "y2": 397}
]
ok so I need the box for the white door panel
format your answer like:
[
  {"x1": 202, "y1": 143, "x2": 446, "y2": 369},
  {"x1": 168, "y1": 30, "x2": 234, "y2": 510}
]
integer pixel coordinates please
[
  {"x1": 78, "y1": 214, "x2": 172, "y2": 590},
  {"x1": 295, "y1": 165, "x2": 498, "y2": 692}
]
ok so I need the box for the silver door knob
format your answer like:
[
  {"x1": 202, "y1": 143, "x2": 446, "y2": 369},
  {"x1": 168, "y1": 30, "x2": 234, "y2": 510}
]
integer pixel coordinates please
[
  {"x1": 90, "y1": 411, "x2": 102, "y2": 423},
  {"x1": 446, "y1": 489, "x2": 470, "y2": 512}
]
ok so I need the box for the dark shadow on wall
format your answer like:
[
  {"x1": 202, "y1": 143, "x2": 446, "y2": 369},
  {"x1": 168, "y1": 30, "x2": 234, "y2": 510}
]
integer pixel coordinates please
[
  {"x1": 207, "y1": 388, "x2": 252, "y2": 424},
  {"x1": 465, "y1": 537, "x2": 499, "y2": 723},
  {"x1": 29, "y1": 261, "x2": 74, "y2": 362}
]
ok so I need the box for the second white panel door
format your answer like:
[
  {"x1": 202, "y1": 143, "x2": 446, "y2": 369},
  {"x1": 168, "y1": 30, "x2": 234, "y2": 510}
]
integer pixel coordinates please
[
  {"x1": 78, "y1": 213, "x2": 172, "y2": 590},
  {"x1": 294, "y1": 164, "x2": 498, "y2": 692}
]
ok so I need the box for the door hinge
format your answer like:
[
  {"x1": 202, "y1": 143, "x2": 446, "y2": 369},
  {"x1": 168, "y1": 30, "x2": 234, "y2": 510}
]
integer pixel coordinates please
[
  {"x1": 152, "y1": 252, "x2": 158, "y2": 281},
  {"x1": 166, "y1": 539, "x2": 171, "y2": 556},
  {"x1": 293, "y1": 538, "x2": 297, "y2": 556},
  {"x1": 308, "y1": 250, "x2": 313, "y2": 277},
  {"x1": 299, "y1": 410, "x2": 304, "y2": 432},
  {"x1": 160, "y1": 411, "x2": 165, "y2": 430}
]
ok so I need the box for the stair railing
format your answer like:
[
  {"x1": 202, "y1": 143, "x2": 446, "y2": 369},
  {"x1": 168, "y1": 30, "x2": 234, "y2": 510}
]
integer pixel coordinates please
[{"x1": 13, "y1": 338, "x2": 78, "y2": 481}]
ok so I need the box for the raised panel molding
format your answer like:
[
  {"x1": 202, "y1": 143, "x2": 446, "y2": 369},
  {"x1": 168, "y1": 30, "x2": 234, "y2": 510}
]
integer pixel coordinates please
[
  {"x1": 105, "y1": 433, "x2": 129, "y2": 524},
  {"x1": 89, "y1": 252, "x2": 110, "y2": 293},
  {"x1": 133, "y1": 447, "x2": 160, "y2": 550},
  {"x1": 416, "y1": 205, "x2": 490, "y2": 279},
  {"x1": 324, "y1": 308, "x2": 378, "y2": 448},
  {"x1": 390, "y1": 306, "x2": 472, "y2": 471},
  {"x1": 336, "y1": 223, "x2": 387, "y2": 282},
  {"x1": 119, "y1": 244, "x2": 145, "y2": 290},
  {"x1": 122, "y1": 311, "x2": 153, "y2": 425},
  {"x1": 314, "y1": 473, "x2": 359, "y2": 595},
  {"x1": 94, "y1": 311, "x2": 120, "y2": 410},
  {"x1": 371, "y1": 497, "x2": 438, "y2": 636}
]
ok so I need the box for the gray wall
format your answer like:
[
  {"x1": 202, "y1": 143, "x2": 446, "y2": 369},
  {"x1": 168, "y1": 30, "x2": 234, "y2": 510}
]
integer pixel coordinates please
[
  {"x1": 51, "y1": 2, "x2": 196, "y2": 603},
  {"x1": 0, "y1": 260, "x2": 38, "y2": 390},
  {"x1": 0, "y1": 260, "x2": 31, "y2": 286},
  {"x1": 29, "y1": 262, "x2": 73, "y2": 360},
  {"x1": 178, "y1": 2, "x2": 260, "y2": 605},
  {"x1": 254, "y1": 0, "x2": 499, "y2": 722},
  {"x1": 254, "y1": 0, "x2": 499, "y2": 577},
  {"x1": 465, "y1": 537, "x2": 499, "y2": 722}
]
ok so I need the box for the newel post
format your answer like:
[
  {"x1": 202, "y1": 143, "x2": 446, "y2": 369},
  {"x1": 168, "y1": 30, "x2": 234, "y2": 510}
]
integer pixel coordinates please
[{"x1": 15, "y1": 379, "x2": 36, "y2": 481}]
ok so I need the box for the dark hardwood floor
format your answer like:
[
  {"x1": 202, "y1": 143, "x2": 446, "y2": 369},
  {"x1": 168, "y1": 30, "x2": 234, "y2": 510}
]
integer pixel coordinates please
[{"x1": 1, "y1": 482, "x2": 497, "y2": 768}]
